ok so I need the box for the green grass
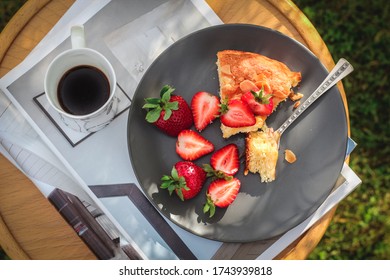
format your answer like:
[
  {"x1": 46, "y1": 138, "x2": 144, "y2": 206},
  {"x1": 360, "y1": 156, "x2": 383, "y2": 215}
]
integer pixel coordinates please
[
  {"x1": 0, "y1": 0, "x2": 26, "y2": 32},
  {"x1": 1, "y1": 0, "x2": 389, "y2": 260},
  {"x1": 293, "y1": 0, "x2": 390, "y2": 259}
]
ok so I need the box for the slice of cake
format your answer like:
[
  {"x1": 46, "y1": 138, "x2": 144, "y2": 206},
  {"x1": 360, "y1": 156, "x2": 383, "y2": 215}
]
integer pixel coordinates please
[
  {"x1": 216, "y1": 50, "x2": 301, "y2": 138},
  {"x1": 245, "y1": 127, "x2": 280, "y2": 183}
]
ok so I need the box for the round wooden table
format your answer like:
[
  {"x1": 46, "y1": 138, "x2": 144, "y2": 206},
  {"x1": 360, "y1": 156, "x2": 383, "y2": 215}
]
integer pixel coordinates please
[{"x1": 0, "y1": 0, "x2": 349, "y2": 260}]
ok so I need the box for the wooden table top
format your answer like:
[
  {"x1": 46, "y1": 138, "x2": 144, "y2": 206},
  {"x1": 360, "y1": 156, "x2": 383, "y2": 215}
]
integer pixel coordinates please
[{"x1": 0, "y1": 0, "x2": 349, "y2": 260}]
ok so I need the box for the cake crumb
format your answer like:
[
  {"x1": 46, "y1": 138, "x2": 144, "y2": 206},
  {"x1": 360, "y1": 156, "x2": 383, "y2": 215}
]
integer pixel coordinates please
[
  {"x1": 293, "y1": 101, "x2": 301, "y2": 109},
  {"x1": 285, "y1": 149, "x2": 297, "y2": 163},
  {"x1": 289, "y1": 92, "x2": 304, "y2": 101}
]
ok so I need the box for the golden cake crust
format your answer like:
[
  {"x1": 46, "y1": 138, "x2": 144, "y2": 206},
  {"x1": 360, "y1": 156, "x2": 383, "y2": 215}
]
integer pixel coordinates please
[
  {"x1": 217, "y1": 50, "x2": 301, "y2": 138},
  {"x1": 217, "y1": 50, "x2": 301, "y2": 105}
]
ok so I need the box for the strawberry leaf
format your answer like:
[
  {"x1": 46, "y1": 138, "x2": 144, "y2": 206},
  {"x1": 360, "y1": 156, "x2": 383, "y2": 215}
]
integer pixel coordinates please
[
  {"x1": 160, "y1": 181, "x2": 171, "y2": 188},
  {"x1": 143, "y1": 85, "x2": 179, "y2": 123},
  {"x1": 161, "y1": 166, "x2": 189, "y2": 201},
  {"x1": 161, "y1": 89, "x2": 172, "y2": 103},
  {"x1": 164, "y1": 101, "x2": 179, "y2": 110},
  {"x1": 176, "y1": 188, "x2": 184, "y2": 201},
  {"x1": 143, "y1": 97, "x2": 161, "y2": 105},
  {"x1": 142, "y1": 103, "x2": 159, "y2": 109},
  {"x1": 171, "y1": 167, "x2": 179, "y2": 180},
  {"x1": 145, "y1": 107, "x2": 162, "y2": 123},
  {"x1": 202, "y1": 164, "x2": 232, "y2": 181},
  {"x1": 168, "y1": 185, "x2": 176, "y2": 195},
  {"x1": 160, "y1": 85, "x2": 175, "y2": 97},
  {"x1": 203, "y1": 195, "x2": 216, "y2": 218},
  {"x1": 219, "y1": 100, "x2": 229, "y2": 115},
  {"x1": 203, "y1": 203, "x2": 210, "y2": 213},
  {"x1": 162, "y1": 101, "x2": 179, "y2": 121},
  {"x1": 163, "y1": 109, "x2": 172, "y2": 120},
  {"x1": 161, "y1": 175, "x2": 171, "y2": 181},
  {"x1": 251, "y1": 86, "x2": 272, "y2": 105}
]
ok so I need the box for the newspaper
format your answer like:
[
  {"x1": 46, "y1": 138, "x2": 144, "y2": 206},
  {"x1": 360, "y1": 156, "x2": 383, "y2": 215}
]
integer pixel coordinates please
[
  {"x1": 0, "y1": 0, "x2": 223, "y2": 260},
  {"x1": 0, "y1": 0, "x2": 361, "y2": 260}
]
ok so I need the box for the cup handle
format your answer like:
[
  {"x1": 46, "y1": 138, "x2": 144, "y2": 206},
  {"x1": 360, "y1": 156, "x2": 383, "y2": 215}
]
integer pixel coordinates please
[{"x1": 71, "y1": 25, "x2": 86, "y2": 49}]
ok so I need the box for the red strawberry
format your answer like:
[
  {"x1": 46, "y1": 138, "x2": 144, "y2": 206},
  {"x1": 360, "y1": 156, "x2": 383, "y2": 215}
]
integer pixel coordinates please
[
  {"x1": 203, "y1": 144, "x2": 239, "y2": 181},
  {"x1": 241, "y1": 88, "x2": 274, "y2": 116},
  {"x1": 176, "y1": 130, "x2": 214, "y2": 161},
  {"x1": 191, "y1": 91, "x2": 220, "y2": 131},
  {"x1": 210, "y1": 144, "x2": 239, "y2": 176},
  {"x1": 219, "y1": 99, "x2": 256, "y2": 127},
  {"x1": 161, "y1": 161, "x2": 206, "y2": 201},
  {"x1": 203, "y1": 178, "x2": 241, "y2": 217},
  {"x1": 143, "y1": 85, "x2": 193, "y2": 136}
]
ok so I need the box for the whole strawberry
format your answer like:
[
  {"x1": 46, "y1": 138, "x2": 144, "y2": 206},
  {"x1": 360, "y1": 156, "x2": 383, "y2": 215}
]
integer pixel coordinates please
[
  {"x1": 143, "y1": 85, "x2": 193, "y2": 136},
  {"x1": 161, "y1": 161, "x2": 206, "y2": 201}
]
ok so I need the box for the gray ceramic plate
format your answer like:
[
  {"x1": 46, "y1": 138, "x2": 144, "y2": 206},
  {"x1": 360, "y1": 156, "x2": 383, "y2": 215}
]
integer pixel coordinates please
[{"x1": 127, "y1": 24, "x2": 347, "y2": 242}]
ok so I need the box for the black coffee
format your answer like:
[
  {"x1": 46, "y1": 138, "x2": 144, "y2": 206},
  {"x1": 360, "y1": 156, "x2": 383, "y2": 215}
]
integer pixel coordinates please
[{"x1": 57, "y1": 65, "x2": 110, "y2": 115}]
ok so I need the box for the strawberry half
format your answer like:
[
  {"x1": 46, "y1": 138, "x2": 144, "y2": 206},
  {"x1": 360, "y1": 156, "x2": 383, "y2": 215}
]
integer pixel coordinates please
[
  {"x1": 210, "y1": 144, "x2": 239, "y2": 176},
  {"x1": 161, "y1": 161, "x2": 206, "y2": 201},
  {"x1": 191, "y1": 91, "x2": 220, "y2": 131},
  {"x1": 143, "y1": 85, "x2": 193, "y2": 136},
  {"x1": 203, "y1": 144, "x2": 240, "y2": 181},
  {"x1": 220, "y1": 99, "x2": 256, "y2": 128},
  {"x1": 203, "y1": 178, "x2": 241, "y2": 217},
  {"x1": 176, "y1": 130, "x2": 214, "y2": 161},
  {"x1": 241, "y1": 88, "x2": 274, "y2": 116}
]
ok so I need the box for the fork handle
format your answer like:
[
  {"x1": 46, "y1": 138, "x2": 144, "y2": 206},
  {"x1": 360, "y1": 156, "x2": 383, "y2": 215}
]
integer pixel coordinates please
[{"x1": 276, "y1": 58, "x2": 354, "y2": 135}]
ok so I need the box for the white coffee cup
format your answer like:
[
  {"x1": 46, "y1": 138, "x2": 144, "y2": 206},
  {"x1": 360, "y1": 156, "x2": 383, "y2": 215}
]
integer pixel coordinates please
[{"x1": 44, "y1": 25, "x2": 118, "y2": 133}]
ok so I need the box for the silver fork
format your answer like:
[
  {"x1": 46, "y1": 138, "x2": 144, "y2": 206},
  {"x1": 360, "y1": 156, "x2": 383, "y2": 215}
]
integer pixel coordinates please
[{"x1": 276, "y1": 58, "x2": 354, "y2": 145}]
